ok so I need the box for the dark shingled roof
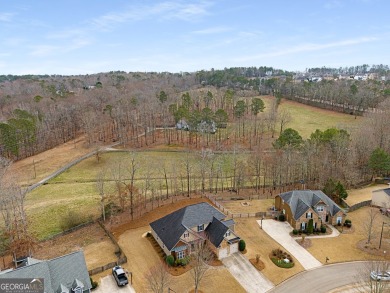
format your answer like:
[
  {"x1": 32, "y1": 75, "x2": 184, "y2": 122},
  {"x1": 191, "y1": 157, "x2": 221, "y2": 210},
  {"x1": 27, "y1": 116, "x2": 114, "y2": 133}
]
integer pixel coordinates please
[
  {"x1": 0, "y1": 251, "x2": 91, "y2": 293},
  {"x1": 150, "y1": 202, "x2": 226, "y2": 251},
  {"x1": 373, "y1": 188, "x2": 390, "y2": 196},
  {"x1": 205, "y1": 217, "x2": 229, "y2": 247},
  {"x1": 279, "y1": 190, "x2": 344, "y2": 220}
]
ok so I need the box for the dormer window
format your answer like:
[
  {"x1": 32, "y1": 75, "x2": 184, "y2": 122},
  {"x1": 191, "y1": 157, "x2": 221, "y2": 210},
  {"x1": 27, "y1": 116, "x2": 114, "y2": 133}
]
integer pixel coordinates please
[
  {"x1": 317, "y1": 206, "x2": 324, "y2": 212},
  {"x1": 197, "y1": 224, "x2": 204, "y2": 232},
  {"x1": 184, "y1": 231, "x2": 189, "y2": 238}
]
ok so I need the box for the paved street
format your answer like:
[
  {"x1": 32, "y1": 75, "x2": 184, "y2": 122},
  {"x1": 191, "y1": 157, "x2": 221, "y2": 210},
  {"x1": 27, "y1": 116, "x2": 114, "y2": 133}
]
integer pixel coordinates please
[
  {"x1": 94, "y1": 275, "x2": 136, "y2": 293},
  {"x1": 222, "y1": 252, "x2": 274, "y2": 293},
  {"x1": 268, "y1": 261, "x2": 369, "y2": 293},
  {"x1": 260, "y1": 219, "x2": 322, "y2": 270}
]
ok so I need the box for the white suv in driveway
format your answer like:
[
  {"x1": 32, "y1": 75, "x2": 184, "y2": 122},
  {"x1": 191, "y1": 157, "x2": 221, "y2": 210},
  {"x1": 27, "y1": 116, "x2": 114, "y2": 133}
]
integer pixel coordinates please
[{"x1": 112, "y1": 265, "x2": 129, "y2": 286}]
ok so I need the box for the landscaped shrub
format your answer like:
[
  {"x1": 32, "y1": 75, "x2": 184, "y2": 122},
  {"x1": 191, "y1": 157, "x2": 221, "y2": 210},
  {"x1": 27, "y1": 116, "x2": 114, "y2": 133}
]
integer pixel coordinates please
[
  {"x1": 320, "y1": 225, "x2": 326, "y2": 233},
  {"x1": 270, "y1": 248, "x2": 294, "y2": 268},
  {"x1": 90, "y1": 277, "x2": 98, "y2": 290},
  {"x1": 307, "y1": 219, "x2": 314, "y2": 234},
  {"x1": 344, "y1": 219, "x2": 352, "y2": 227},
  {"x1": 278, "y1": 214, "x2": 285, "y2": 222},
  {"x1": 292, "y1": 229, "x2": 298, "y2": 235},
  {"x1": 166, "y1": 255, "x2": 174, "y2": 266},
  {"x1": 239, "y1": 239, "x2": 246, "y2": 251}
]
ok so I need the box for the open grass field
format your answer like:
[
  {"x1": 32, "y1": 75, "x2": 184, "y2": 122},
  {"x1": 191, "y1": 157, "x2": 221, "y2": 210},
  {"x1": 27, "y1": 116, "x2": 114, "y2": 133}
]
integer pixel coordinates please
[{"x1": 261, "y1": 96, "x2": 362, "y2": 138}]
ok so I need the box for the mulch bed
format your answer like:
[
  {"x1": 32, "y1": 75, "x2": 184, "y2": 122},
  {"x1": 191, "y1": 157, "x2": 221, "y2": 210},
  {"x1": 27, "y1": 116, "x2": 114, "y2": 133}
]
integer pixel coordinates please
[
  {"x1": 356, "y1": 239, "x2": 390, "y2": 260},
  {"x1": 296, "y1": 238, "x2": 312, "y2": 249},
  {"x1": 249, "y1": 258, "x2": 265, "y2": 271}
]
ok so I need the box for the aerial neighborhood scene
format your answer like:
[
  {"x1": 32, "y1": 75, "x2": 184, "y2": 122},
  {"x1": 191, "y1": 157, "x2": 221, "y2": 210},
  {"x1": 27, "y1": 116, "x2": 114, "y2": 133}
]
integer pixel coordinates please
[{"x1": 1, "y1": 1, "x2": 390, "y2": 292}]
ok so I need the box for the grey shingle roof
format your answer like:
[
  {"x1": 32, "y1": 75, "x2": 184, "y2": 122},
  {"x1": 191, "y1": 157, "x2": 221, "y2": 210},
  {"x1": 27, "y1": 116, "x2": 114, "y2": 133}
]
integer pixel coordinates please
[
  {"x1": 279, "y1": 190, "x2": 343, "y2": 220},
  {"x1": 0, "y1": 251, "x2": 91, "y2": 293},
  {"x1": 205, "y1": 217, "x2": 229, "y2": 247},
  {"x1": 150, "y1": 202, "x2": 227, "y2": 251},
  {"x1": 373, "y1": 188, "x2": 390, "y2": 196}
]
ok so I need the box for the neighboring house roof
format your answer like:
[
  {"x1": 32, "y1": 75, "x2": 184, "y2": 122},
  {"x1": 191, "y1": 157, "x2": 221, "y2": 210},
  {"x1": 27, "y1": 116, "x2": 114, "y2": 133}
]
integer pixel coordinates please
[
  {"x1": 205, "y1": 217, "x2": 229, "y2": 247},
  {"x1": 0, "y1": 251, "x2": 91, "y2": 293},
  {"x1": 150, "y1": 202, "x2": 227, "y2": 251},
  {"x1": 278, "y1": 190, "x2": 344, "y2": 220},
  {"x1": 373, "y1": 188, "x2": 390, "y2": 197}
]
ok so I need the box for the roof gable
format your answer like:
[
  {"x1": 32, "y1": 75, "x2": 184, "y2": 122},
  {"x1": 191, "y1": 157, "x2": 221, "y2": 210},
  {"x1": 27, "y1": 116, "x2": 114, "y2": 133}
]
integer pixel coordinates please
[{"x1": 205, "y1": 217, "x2": 229, "y2": 247}]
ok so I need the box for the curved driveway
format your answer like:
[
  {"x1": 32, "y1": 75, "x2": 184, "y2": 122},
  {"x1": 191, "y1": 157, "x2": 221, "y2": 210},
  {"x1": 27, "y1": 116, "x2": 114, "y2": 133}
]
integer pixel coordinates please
[
  {"x1": 268, "y1": 261, "x2": 368, "y2": 293},
  {"x1": 260, "y1": 219, "x2": 322, "y2": 270}
]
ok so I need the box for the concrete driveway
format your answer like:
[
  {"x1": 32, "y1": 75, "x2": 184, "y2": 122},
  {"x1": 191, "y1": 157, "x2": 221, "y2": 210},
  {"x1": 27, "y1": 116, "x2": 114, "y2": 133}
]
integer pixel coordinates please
[
  {"x1": 94, "y1": 275, "x2": 136, "y2": 293},
  {"x1": 222, "y1": 252, "x2": 274, "y2": 293},
  {"x1": 259, "y1": 219, "x2": 322, "y2": 270}
]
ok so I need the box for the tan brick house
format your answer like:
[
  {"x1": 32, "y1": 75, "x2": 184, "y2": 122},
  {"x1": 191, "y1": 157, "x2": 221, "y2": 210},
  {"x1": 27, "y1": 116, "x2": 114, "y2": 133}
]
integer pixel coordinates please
[
  {"x1": 150, "y1": 203, "x2": 240, "y2": 260},
  {"x1": 275, "y1": 190, "x2": 346, "y2": 230}
]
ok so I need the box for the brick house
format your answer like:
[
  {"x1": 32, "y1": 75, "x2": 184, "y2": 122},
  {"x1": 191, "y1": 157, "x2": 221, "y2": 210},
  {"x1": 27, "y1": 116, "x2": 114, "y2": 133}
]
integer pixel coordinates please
[
  {"x1": 275, "y1": 190, "x2": 346, "y2": 230},
  {"x1": 150, "y1": 202, "x2": 240, "y2": 260}
]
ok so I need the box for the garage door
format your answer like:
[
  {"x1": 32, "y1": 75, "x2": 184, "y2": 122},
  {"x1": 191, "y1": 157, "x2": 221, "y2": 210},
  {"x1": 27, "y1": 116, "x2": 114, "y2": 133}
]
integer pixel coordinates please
[
  {"x1": 219, "y1": 247, "x2": 228, "y2": 259},
  {"x1": 229, "y1": 243, "x2": 238, "y2": 254}
]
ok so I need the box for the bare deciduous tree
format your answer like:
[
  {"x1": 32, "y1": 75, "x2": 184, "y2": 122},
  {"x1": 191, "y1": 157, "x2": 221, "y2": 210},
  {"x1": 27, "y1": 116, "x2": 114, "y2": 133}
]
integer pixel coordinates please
[
  {"x1": 145, "y1": 262, "x2": 171, "y2": 293},
  {"x1": 190, "y1": 241, "x2": 214, "y2": 293},
  {"x1": 364, "y1": 208, "x2": 380, "y2": 244}
]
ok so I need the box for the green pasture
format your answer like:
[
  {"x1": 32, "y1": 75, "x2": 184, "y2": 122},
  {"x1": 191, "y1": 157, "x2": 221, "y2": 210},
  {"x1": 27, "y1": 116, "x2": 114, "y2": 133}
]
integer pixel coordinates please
[{"x1": 260, "y1": 96, "x2": 362, "y2": 138}]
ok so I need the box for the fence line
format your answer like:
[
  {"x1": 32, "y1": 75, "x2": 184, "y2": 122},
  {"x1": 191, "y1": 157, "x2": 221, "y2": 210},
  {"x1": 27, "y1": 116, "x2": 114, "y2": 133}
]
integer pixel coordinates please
[
  {"x1": 88, "y1": 221, "x2": 128, "y2": 276},
  {"x1": 205, "y1": 194, "x2": 269, "y2": 219},
  {"x1": 344, "y1": 199, "x2": 372, "y2": 212}
]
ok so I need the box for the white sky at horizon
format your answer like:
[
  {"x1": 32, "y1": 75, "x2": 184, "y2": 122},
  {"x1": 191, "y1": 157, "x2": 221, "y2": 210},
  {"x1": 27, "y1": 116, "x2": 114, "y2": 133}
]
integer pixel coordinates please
[{"x1": 0, "y1": 0, "x2": 389, "y2": 75}]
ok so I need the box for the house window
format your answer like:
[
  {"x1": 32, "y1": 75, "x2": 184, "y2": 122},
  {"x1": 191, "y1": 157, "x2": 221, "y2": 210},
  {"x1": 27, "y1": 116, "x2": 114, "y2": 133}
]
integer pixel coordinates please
[
  {"x1": 177, "y1": 251, "x2": 185, "y2": 259},
  {"x1": 337, "y1": 216, "x2": 342, "y2": 224},
  {"x1": 317, "y1": 206, "x2": 324, "y2": 212},
  {"x1": 306, "y1": 212, "x2": 312, "y2": 219},
  {"x1": 301, "y1": 222, "x2": 306, "y2": 230},
  {"x1": 197, "y1": 224, "x2": 204, "y2": 232},
  {"x1": 184, "y1": 231, "x2": 189, "y2": 238},
  {"x1": 225, "y1": 230, "x2": 231, "y2": 237}
]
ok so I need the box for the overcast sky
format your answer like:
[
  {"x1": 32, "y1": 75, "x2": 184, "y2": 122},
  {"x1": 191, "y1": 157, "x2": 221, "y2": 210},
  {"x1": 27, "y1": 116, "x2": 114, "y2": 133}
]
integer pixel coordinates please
[{"x1": 0, "y1": 0, "x2": 389, "y2": 75}]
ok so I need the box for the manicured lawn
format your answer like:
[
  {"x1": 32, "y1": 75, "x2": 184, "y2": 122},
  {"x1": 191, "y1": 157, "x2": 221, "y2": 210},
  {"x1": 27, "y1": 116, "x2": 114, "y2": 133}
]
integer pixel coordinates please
[
  {"x1": 219, "y1": 199, "x2": 275, "y2": 214},
  {"x1": 307, "y1": 206, "x2": 390, "y2": 264},
  {"x1": 234, "y1": 218, "x2": 304, "y2": 285},
  {"x1": 345, "y1": 183, "x2": 388, "y2": 206}
]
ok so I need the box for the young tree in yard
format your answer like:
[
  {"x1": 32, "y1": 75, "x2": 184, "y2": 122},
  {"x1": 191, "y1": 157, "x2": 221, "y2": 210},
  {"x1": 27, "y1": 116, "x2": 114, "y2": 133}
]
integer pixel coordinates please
[
  {"x1": 145, "y1": 262, "x2": 171, "y2": 293},
  {"x1": 191, "y1": 241, "x2": 214, "y2": 293},
  {"x1": 355, "y1": 261, "x2": 390, "y2": 293},
  {"x1": 364, "y1": 208, "x2": 379, "y2": 244}
]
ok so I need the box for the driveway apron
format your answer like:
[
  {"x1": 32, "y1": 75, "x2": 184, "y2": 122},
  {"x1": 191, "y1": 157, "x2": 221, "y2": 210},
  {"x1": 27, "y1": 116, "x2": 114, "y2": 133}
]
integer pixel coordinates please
[
  {"x1": 260, "y1": 219, "x2": 322, "y2": 270},
  {"x1": 222, "y1": 252, "x2": 274, "y2": 293},
  {"x1": 94, "y1": 275, "x2": 136, "y2": 293}
]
